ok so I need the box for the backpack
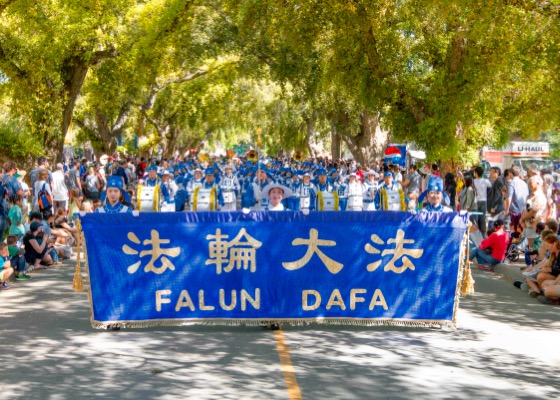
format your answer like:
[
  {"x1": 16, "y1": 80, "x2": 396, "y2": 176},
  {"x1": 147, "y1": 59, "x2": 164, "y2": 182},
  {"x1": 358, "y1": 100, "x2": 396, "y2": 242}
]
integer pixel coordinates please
[{"x1": 37, "y1": 183, "x2": 53, "y2": 211}]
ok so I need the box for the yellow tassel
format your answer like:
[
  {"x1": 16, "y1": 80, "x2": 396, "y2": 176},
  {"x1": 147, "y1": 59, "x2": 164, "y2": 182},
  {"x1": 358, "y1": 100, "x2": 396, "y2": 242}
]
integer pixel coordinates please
[
  {"x1": 382, "y1": 188, "x2": 388, "y2": 210},
  {"x1": 399, "y1": 189, "x2": 406, "y2": 211},
  {"x1": 193, "y1": 186, "x2": 200, "y2": 211},
  {"x1": 210, "y1": 187, "x2": 216, "y2": 211},
  {"x1": 72, "y1": 219, "x2": 84, "y2": 292},
  {"x1": 333, "y1": 191, "x2": 339, "y2": 211},
  {"x1": 153, "y1": 185, "x2": 160, "y2": 211},
  {"x1": 461, "y1": 222, "x2": 475, "y2": 296},
  {"x1": 461, "y1": 263, "x2": 475, "y2": 296},
  {"x1": 136, "y1": 184, "x2": 143, "y2": 210},
  {"x1": 318, "y1": 191, "x2": 324, "y2": 210}
]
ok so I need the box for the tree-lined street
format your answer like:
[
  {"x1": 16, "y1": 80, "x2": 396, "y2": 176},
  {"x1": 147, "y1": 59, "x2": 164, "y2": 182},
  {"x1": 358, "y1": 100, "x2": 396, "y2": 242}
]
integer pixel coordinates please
[{"x1": 1, "y1": 260, "x2": 559, "y2": 399}]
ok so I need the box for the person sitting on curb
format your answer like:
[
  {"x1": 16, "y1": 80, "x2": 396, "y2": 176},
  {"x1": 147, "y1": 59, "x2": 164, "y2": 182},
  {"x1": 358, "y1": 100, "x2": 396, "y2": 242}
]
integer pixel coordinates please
[
  {"x1": 0, "y1": 242, "x2": 15, "y2": 290},
  {"x1": 469, "y1": 219, "x2": 509, "y2": 270},
  {"x1": 23, "y1": 221, "x2": 54, "y2": 270},
  {"x1": 523, "y1": 234, "x2": 560, "y2": 301}
]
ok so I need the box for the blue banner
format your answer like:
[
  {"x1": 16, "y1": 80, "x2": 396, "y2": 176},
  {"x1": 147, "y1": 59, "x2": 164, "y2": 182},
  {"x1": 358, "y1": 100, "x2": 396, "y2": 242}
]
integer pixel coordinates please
[{"x1": 80, "y1": 212, "x2": 469, "y2": 329}]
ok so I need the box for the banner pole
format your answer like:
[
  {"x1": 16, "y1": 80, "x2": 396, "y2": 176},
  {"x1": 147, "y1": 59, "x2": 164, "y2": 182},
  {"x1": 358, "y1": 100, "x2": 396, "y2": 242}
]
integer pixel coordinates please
[{"x1": 72, "y1": 218, "x2": 84, "y2": 292}]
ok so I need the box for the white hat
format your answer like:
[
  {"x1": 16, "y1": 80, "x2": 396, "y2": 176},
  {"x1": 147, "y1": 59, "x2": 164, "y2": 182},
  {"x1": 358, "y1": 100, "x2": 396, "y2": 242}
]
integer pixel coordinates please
[
  {"x1": 224, "y1": 164, "x2": 236, "y2": 171},
  {"x1": 364, "y1": 170, "x2": 376, "y2": 177},
  {"x1": 349, "y1": 172, "x2": 357, "y2": 178},
  {"x1": 162, "y1": 170, "x2": 173, "y2": 176},
  {"x1": 261, "y1": 183, "x2": 294, "y2": 200}
]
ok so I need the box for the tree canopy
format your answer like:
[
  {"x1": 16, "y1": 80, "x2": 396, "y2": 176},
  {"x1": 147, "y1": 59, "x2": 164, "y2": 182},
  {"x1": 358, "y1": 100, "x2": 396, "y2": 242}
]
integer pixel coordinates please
[{"x1": 1, "y1": 0, "x2": 559, "y2": 166}]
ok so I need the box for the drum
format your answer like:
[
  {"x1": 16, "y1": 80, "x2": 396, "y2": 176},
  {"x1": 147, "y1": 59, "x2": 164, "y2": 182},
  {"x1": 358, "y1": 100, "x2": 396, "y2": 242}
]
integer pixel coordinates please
[
  {"x1": 137, "y1": 185, "x2": 160, "y2": 212},
  {"x1": 194, "y1": 188, "x2": 213, "y2": 211},
  {"x1": 347, "y1": 195, "x2": 363, "y2": 209},
  {"x1": 299, "y1": 196, "x2": 311, "y2": 210},
  {"x1": 223, "y1": 191, "x2": 235, "y2": 204},
  {"x1": 386, "y1": 189, "x2": 402, "y2": 211},
  {"x1": 318, "y1": 192, "x2": 338, "y2": 211},
  {"x1": 161, "y1": 202, "x2": 176, "y2": 212}
]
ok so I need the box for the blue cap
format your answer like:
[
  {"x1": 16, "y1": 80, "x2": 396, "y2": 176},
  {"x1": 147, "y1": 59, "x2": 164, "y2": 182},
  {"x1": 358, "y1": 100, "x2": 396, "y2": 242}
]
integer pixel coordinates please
[
  {"x1": 427, "y1": 176, "x2": 444, "y2": 192},
  {"x1": 204, "y1": 168, "x2": 214, "y2": 175},
  {"x1": 317, "y1": 169, "x2": 327, "y2": 176},
  {"x1": 104, "y1": 176, "x2": 131, "y2": 203},
  {"x1": 147, "y1": 165, "x2": 158, "y2": 172},
  {"x1": 384, "y1": 172, "x2": 392, "y2": 178}
]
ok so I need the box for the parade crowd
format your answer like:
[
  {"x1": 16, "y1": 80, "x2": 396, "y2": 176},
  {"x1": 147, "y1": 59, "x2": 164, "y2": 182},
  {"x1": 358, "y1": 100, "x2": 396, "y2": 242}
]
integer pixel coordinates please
[{"x1": 1, "y1": 152, "x2": 559, "y2": 305}]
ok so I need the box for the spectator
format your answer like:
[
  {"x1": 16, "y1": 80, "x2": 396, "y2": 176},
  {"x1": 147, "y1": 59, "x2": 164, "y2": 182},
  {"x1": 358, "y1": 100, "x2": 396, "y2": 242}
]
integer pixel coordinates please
[
  {"x1": 53, "y1": 207, "x2": 78, "y2": 244},
  {"x1": 14, "y1": 170, "x2": 30, "y2": 222},
  {"x1": 524, "y1": 234, "x2": 560, "y2": 300},
  {"x1": 0, "y1": 242, "x2": 14, "y2": 290},
  {"x1": 402, "y1": 164, "x2": 421, "y2": 210},
  {"x1": 84, "y1": 167, "x2": 101, "y2": 201},
  {"x1": 469, "y1": 219, "x2": 509, "y2": 269},
  {"x1": 524, "y1": 222, "x2": 546, "y2": 266},
  {"x1": 51, "y1": 163, "x2": 69, "y2": 214},
  {"x1": 473, "y1": 166, "x2": 492, "y2": 238},
  {"x1": 23, "y1": 221, "x2": 53, "y2": 270},
  {"x1": 67, "y1": 161, "x2": 82, "y2": 195},
  {"x1": 114, "y1": 159, "x2": 129, "y2": 186},
  {"x1": 487, "y1": 167, "x2": 505, "y2": 222},
  {"x1": 459, "y1": 176, "x2": 477, "y2": 213},
  {"x1": 7, "y1": 235, "x2": 30, "y2": 281},
  {"x1": 505, "y1": 166, "x2": 529, "y2": 232},
  {"x1": 34, "y1": 169, "x2": 53, "y2": 220},
  {"x1": 29, "y1": 156, "x2": 52, "y2": 204},
  {"x1": 444, "y1": 173, "x2": 456, "y2": 209},
  {"x1": 8, "y1": 194, "x2": 25, "y2": 241},
  {"x1": 520, "y1": 175, "x2": 547, "y2": 249},
  {"x1": 542, "y1": 173, "x2": 557, "y2": 222}
]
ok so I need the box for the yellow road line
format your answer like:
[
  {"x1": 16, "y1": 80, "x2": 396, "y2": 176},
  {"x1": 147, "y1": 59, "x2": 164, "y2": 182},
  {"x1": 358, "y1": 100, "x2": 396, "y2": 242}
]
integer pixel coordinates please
[{"x1": 274, "y1": 330, "x2": 303, "y2": 400}]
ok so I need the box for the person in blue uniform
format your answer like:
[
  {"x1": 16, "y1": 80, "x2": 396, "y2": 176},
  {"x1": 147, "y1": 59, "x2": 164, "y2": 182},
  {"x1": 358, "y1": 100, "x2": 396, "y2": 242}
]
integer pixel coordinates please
[
  {"x1": 418, "y1": 176, "x2": 453, "y2": 212},
  {"x1": 334, "y1": 175, "x2": 348, "y2": 211},
  {"x1": 96, "y1": 176, "x2": 133, "y2": 213},
  {"x1": 374, "y1": 172, "x2": 406, "y2": 211}
]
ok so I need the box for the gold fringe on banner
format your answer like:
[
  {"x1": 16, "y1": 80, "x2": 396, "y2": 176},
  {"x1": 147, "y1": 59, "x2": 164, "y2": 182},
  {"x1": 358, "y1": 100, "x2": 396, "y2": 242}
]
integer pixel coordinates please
[
  {"x1": 90, "y1": 317, "x2": 454, "y2": 330},
  {"x1": 461, "y1": 222, "x2": 475, "y2": 296},
  {"x1": 72, "y1": 219, "x2": 84, "y2": 292}
]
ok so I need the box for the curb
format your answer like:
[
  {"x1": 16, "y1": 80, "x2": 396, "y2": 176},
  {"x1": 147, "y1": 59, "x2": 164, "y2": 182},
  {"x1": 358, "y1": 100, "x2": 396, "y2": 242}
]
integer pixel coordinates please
[{"x1": 493, "y1": 262, "x2": 524, "y2": 283}]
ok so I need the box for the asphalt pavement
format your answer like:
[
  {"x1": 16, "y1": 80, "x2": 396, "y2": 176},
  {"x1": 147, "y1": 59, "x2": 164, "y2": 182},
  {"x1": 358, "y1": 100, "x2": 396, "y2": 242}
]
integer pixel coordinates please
[{"x1": 1, "y1": 257, "x2": 559, "y2": 400}]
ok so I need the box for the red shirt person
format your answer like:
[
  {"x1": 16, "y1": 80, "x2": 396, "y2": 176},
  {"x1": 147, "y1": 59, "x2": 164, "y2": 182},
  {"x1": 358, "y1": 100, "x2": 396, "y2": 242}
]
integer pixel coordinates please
[{"x1": 469, "y1": 219, "x2": 509, "y2": 267}]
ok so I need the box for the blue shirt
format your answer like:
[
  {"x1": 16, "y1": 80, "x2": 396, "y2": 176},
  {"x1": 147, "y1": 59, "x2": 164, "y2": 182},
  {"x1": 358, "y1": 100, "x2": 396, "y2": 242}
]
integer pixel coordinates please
[{"x1": 506, "y1": 177, "x2": 529, "y2": 214}]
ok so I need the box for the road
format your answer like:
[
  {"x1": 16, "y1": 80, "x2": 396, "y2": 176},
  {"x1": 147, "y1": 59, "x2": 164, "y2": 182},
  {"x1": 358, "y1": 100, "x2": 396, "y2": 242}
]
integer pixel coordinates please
[{"x1": 1, "y1": 260, "x2": 559, "y2": 399}]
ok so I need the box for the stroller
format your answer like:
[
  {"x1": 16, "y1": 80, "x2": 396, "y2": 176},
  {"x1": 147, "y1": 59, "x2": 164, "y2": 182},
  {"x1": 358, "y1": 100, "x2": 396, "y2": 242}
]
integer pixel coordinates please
[{"x1": 503, "y1": 238, "x2": 522, "y2": 264}]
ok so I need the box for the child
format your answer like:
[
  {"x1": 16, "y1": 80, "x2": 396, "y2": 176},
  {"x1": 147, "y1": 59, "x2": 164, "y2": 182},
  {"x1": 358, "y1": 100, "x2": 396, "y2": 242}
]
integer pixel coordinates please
[
  {"x1": 92, "y1": 199, "x2": 103, "y2": 211},
  {"x1": 8, "y1": 194, "x2": 26, "y2": 242},
  {"x1": 7, "y1": 235, "x2": 31, "y2": 280},
  {"x1": 0, "y1": 242, "x2": 14, "y2": 289},
  {"x1": 525, "y1": 222, "x2": 546, "y2": 266}
]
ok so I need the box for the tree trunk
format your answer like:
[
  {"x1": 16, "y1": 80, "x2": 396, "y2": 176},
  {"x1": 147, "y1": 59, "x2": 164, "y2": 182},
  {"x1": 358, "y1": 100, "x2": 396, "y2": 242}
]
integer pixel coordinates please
[
  {"x1": 342, "y1": 110, "x2": 388, "y2": 167},
  {"x1": 330, "y1": 122, "x2": 341, "y2": 161}
]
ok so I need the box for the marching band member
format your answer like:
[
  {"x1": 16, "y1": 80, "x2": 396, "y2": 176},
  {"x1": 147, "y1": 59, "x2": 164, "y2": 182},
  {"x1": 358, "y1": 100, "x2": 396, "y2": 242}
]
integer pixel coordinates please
[
  {"x1": 219, "y1": 164, "x2": 240, "y2": 211},
  {"x1": 186, "y1": 168, "x2": 204, "y2": 200},
  {"x1": 295, "y1": 172, "x2": 316, "y2": 211},
  {"x1": 334, "y1": 175, "x2": 348, "y2": 211},
  {"x1": 315, "y1": 168, "x2": 338, "y2": 211},
  {"x1": 418, "y1": 176, "x2": 453, "y2": 213},
  {"x1": 252, "y1": 168, "x2": 274, "y2": 210},
  {"x1": 362, "y1": 170, "x2": 379, "y2": 211},
  {"x1": 191, "y1": 168, "x2": 224, "y2": 211},
  {"x1": 286, "y1": 172, "x2": 301, "y2": 211},
  {"x1": 161, "y1": 170, "x2": 179, "y2": 212},
  {"x1": 96, "y1": 176, "x2": 133, "y2": 214},
  {"x1": 345, "y1": 173, "x2": 364, "y2": 211},
  {"x1": 375, "y1": 172, "x2": 406, "y2": 211}
]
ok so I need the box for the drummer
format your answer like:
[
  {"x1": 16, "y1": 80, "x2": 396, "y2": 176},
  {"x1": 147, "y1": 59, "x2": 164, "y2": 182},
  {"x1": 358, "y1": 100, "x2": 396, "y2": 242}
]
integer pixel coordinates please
[
  {"x1": 375, "y1": 172, "x2": 406, "y2": 211},
  {"x1": 345, "y1": 173, "x2": 364, "y2": 211},
  {"x1": 96, "y1": 176, "x2": 133, "y2": 213},
  {"x1": 219, "y1": 164, "x2": 240, "y2": 211}
]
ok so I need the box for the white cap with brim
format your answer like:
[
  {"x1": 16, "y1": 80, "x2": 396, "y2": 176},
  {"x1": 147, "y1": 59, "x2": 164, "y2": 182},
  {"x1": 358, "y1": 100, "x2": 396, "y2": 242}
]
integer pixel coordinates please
[{"x1": 261, "y1": 183, "x2": 294, "y2": 200}]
